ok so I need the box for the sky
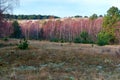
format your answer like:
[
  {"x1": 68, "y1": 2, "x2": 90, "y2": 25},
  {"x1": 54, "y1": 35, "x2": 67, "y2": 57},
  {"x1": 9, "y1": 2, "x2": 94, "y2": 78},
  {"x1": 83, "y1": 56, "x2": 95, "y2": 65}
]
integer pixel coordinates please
[{"x1": 14, "y1": 0, "x2": 120, "y2": 17}]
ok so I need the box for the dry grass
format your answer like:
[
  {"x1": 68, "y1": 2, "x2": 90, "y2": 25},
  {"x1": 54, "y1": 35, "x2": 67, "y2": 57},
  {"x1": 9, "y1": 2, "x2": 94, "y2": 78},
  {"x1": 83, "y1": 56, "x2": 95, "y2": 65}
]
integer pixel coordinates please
[{"x1": 0, "y1": 39, "x2": 120, "y2": 80}]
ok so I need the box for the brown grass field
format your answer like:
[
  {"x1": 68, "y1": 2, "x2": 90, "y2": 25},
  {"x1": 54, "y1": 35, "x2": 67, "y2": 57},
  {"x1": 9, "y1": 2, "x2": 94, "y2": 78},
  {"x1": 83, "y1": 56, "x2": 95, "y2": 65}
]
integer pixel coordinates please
[{"x1": 0, "y1": 39, "x2": 120, "y2": 80}]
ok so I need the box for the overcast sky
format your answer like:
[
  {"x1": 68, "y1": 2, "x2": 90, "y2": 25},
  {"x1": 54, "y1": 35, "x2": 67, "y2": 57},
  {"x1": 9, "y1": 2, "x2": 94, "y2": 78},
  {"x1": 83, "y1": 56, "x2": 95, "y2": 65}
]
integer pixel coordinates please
[{"x1": 14, "y1": 0, "x2": 120, "y2": 17}]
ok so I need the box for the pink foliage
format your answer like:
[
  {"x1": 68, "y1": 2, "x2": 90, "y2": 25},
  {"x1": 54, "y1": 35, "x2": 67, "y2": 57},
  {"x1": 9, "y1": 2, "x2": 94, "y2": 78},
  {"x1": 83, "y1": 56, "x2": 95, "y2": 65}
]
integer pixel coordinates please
[
  {"x1": 0, "y1": 21, "x2": 13, "y2": 37},
  {"x1": 41, "y1": 18, "x2": 103, "y2": 41},
  {"x1": 19, "y1": 18, "x2": 103, "y2": 41},
  {"x1": 20, "y1": 20, "x2": 42, "y2": 39},
  {"x1": 3, "y1": 17, "x2": 120, "y2": 43}
]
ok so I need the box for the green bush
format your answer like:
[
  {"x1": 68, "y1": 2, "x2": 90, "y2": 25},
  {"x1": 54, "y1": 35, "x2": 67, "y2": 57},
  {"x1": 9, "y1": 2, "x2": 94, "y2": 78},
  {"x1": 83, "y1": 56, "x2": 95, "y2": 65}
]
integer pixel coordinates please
[
  {"x1": 97, "y1": 32, "x2": 114, "y2": 46},
  {"x1": 18, "y1": 39, "x2": 29, "y2": 50},
  {"x1": 74, "y1": 31, "x2": 93, "y2": 44},
  {"x1": 50, "y1": 38, "x2": 59, "y2": 42},
  {"x1": 3, "y1": 37, "x2": 9, "y2": 41},
  {"x1": 74, "y1": 37, "x2": 81, "y2": 43},
  {"x1": 80, "y1": 31, "x2": 89, "y2": 43},
  {"x1": 60, "y1": 39, "x2": 66, "y2": 43}
]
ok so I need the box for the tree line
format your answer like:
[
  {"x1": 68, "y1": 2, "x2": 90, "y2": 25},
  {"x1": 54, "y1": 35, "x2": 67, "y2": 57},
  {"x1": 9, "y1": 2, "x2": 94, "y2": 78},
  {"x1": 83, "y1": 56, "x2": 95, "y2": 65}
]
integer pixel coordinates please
[
  {"x1": 4, "y1": 14, "x2": 60, "y2": 20},
  {"x1": 1, "y1": 2, "x2": 120, "y2": 45}
]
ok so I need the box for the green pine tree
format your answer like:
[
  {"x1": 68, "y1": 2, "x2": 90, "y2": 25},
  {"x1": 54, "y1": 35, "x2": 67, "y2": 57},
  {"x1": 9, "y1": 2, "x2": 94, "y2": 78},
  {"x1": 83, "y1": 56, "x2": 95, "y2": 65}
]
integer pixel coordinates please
[{"x1": 11, "y1": 21, "x2": 22, "y2": 38}]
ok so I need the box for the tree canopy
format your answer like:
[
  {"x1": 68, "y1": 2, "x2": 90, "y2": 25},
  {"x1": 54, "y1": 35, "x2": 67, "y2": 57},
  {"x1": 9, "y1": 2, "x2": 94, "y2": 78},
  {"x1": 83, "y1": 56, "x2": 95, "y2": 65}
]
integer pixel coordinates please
[
  {"x1": 101, "y1": 6, "x2": 120, "y2": 44},
  {"x1": 11, "y1": 20, "x2": 22, "y2": 38},
  {"x1": 0, "y1": 0, "x2": 18, "y2": 20},
  {"x1": 3, "y1": 14, "x2": 60, "y2": 20},
  {"x1": 90, "y1": 14, "x2": 98, "y2": 20},
  {"x1": 103, "y1": 6, "x2": 120, "y2": 30}
]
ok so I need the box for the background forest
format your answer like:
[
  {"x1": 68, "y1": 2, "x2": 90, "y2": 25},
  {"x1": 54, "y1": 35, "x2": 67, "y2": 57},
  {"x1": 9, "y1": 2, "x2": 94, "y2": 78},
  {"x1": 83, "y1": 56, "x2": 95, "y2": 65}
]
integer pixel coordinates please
[{"x1": 1, "y1": 6, "x2": 120, "y2": 46}]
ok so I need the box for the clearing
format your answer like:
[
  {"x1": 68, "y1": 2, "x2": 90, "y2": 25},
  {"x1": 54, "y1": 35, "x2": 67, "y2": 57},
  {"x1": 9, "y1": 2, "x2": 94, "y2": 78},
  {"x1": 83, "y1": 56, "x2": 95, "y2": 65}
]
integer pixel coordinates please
[{"x1": 0, "y1": 39, "x2": 120, "y2": 80}]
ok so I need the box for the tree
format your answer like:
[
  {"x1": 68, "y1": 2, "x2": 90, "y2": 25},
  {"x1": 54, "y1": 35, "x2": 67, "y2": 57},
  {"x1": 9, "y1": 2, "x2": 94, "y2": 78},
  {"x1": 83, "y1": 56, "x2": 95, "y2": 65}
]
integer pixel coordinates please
[
  {"x1": 84, "y1": 16, "x2": 88, "y2": 18},
  {"x1": 0, "y1": 0, "x2": 18, "y2": 20},
  {"x1": 102, "y1": 6, "x2": 120, "y2": 43},
  {"x1": 103, "y1": 6, "x2": 120, "y2": 29},
  {"x1": 74, "y1": 15, "x2": 82, "y2": 18},
  {"x1": 99, "y1": 15, "x2": 103, "y2": 17},
  {"x1": 11, "y1": 21, "x2": 22, "y2": 38},
  {"x1": 0, "y1": 0, "x2": 19, "y2": 37},
  {"x1": 90, "y1": 14, "x2": 98, "y2": 20},
  {"x1": 89, "y1": 14, "x2": 98, "y2": 40},
  {"x1": 97, "y1": 31, "x2": 113, "y2": 46}
]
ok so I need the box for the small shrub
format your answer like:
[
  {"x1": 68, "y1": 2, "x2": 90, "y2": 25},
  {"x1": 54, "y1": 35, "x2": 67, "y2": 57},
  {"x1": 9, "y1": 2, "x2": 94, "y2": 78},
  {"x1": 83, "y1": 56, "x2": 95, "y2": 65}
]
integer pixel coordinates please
[
  {"x1": 3, "y1": 37, "x2": 9, "y2": 41},
  {"x1": 80, "y1": 31, "x2": 90, "y2": 43},
  {"x1": 60, "y1": 39, "x2": 66, "y2": 43},
  {"x1": 18, "y1": 39, "x2": 29, "y2": 50},
  {"x1": 74, "y1": 37, "x2": 81, "y2": 43},
  {"x1": 97, "y1": 32, "x2": 114, "y2": 46},
  {"x1": 74, "y1": 31, "x2": 93, "y2": 44},
  {"x1": 50, "y1": 38, "x2": 59, "y2": 42}
]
